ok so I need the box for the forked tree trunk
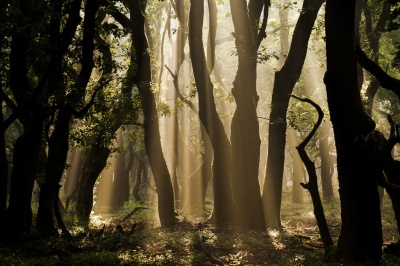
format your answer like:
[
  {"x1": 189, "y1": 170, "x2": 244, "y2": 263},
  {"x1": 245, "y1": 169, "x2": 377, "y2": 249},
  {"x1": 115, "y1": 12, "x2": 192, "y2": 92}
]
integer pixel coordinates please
[
  {"x1": 229, "y1": 0, "x2": 269, "y2": 230},
  {"x1": 36, "y1": 0, "x2": 100, "y2": 232},
  {"x1": 189, "y1": 0, "x2": 234, "y2": 224}
]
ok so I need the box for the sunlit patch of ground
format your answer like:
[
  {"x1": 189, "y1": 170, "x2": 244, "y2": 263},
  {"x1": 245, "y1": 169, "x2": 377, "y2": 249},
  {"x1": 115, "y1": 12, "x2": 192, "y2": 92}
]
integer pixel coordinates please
[{"x1": 1, "y1": 192, "x2": 400, "y2": 265}]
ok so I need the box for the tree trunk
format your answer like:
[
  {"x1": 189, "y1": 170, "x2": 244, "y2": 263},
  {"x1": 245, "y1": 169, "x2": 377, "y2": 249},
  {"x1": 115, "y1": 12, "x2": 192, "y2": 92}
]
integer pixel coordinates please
[
  {"x1": 189, "y1": 0, "x2": 234, "y2": 224},
  {"x1": 287, "y1": 128, "x2": 304, "y2": 204},
  {"x1": 228, "y1": 0, "x2": 268, "y2": 231},
  {"x1": 293, "y1": 96, "x2": 333, "y2": 250},
  {"x1": 112, "y1": 131, "x2": 126, "y2": 207},
  {"x1": 36, "y1": 0, "x2": 100, "y2": 232},
  {"x1": 319, "y1": 120, "x2": 334, "y2": 200},
  {"x1": 37, "y1": 111, "x2": 71, "y2": 232},
  {"x1": 325, "y1": 0, "x2": 382, "y2": 261},
  {"x1": 133, "y1": 151, "x2": 143, "y2": 202},
  {"x1": 5, "y1": 113, "x2": 44, "y2": 240},
  {"x1": 262, "y1": 0, "x2": 324, "y2": 230},
  {"x1": 64, "y1": 149, "x2": 84, "y2": 209},
  {"x1": 124, "y1": 141, "x2": 135, "y2": 202},
  {"x1": 76, "y1": 140, "x2": 111, "y2": 223}
]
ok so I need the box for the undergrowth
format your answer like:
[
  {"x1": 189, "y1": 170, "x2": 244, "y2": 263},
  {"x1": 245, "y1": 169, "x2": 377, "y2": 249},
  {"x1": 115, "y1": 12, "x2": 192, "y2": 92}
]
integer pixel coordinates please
[{"x1": 1, "y1": 193, "x2": 399, "y2": 265}]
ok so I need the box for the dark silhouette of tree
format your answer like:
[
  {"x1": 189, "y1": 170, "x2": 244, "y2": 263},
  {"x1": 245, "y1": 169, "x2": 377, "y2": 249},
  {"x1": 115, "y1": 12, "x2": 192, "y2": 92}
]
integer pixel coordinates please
[{"x1": 324, "y1": 0, "x2": 382, "y2": 261}]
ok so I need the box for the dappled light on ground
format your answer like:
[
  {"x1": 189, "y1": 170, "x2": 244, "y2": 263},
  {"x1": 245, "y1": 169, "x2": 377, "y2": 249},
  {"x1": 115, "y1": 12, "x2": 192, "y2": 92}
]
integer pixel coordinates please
[{"x1": 2, "y1": 193, "x2": 400, "y2": 265}]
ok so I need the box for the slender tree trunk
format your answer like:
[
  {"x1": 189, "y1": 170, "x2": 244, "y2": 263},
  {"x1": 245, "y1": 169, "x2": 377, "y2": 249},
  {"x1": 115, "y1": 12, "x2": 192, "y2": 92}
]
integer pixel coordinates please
[
  {"x1": 133, "y1": 152, "x2": 143, "y2": 202},
  {"x1": 112, "y1": 131, "x2": 126, "y2": 207},
  {"x1": 287, "y1": 128, "x2": 304, "y2": 204},
  {"x1": 128, "y1": 0, "x2": 176, "y2": 225},
  {"x1": 293, "y1": 96, "x2": 333, "y2": 249},
  {"x1": 262, "y1": 0, "x2": 324, "y2": 230},
  {"x1": 319, "y1": 120, "x2": 334, "y2": 200},
  {"x1": 124, "y1": 141, "x2": 135, "y2": 202},
  {"x1": 325, "y1": 0, "x2": 382, "y2": 261},
  {"x1": 189, "y1": 0, "x2": 234, "y2": 224}
]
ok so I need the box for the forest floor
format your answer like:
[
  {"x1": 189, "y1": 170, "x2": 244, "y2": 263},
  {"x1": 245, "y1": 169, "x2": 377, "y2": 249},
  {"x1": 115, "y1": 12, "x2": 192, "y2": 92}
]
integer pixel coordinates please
[{"x1": 1, "y1": 192, "x2": 400, "y2": 265}]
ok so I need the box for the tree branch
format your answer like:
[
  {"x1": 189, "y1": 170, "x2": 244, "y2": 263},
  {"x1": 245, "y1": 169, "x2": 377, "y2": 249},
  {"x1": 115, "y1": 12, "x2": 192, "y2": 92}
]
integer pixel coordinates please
[
  {"x1": 255, "y1": 0, "x2": 271, "y2": 50},
  {"x1": 356, "y1": 44, "x2": 400, "y2": 99},
  {"x1": 44, "y1": 79, "x2": 112, "y2": 118}
]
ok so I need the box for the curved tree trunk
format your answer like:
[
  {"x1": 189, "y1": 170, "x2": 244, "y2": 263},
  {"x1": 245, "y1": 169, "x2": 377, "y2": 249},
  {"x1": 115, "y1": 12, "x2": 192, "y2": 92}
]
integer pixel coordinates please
[
  {"x1": 189, "y1": 0, "x2": 234, "y2": 224},
  {"x1": 262, "y1": 0, "x2": 324, "y2": 230}
]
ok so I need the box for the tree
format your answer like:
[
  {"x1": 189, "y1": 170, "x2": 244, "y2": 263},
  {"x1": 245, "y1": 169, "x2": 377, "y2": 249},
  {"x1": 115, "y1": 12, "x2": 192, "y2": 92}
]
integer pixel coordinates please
[
  {"x1": 110, "y1": 0, "x2": 177, "y2": 226},
  {"x1": 188, "y1": 0, "x2": 235, "y2": 224},
  {"x1": 318, "y1": 120, "x2": 334, "y2": 200},
  {"x1": 228, "y1": 0, "x2": 270, "y2": 230},
  {"x1": 324, "y1": 0, "x2": 382, "y2": 261},
  {"x1": 36, "y1": 0, "x2": 101, "y2": 233},
  {"x1": 262, "y1": 0, "x2": 324, "y2": 230},
  {"x1": 4, "y1": 0, "x2": 84, "y2": 240}
]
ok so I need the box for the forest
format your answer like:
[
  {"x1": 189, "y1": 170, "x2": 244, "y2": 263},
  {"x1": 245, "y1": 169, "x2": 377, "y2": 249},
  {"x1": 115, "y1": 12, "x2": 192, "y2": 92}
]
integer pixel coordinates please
[{"x1": 1, "y1": 0, "x2": 400, "y2": 265}]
